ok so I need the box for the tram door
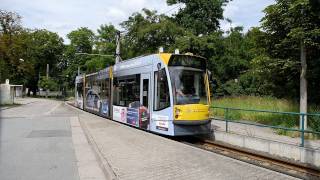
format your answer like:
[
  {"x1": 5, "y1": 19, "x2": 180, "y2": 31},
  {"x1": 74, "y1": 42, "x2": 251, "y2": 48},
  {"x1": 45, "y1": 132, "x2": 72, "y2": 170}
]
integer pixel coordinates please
[{"x1": 140, "y1": 73, "x2": 150, "y2": 130}]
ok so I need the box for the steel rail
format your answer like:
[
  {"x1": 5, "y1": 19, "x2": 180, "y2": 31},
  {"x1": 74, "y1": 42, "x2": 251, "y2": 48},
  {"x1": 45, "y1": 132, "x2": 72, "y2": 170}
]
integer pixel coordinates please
[{"x1": 179, "y1": 137, "x2": 320, "y2": 180}]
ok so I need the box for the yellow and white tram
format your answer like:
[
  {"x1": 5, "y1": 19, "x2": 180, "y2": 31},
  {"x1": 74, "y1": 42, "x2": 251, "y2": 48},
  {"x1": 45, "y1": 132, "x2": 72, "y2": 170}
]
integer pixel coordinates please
[{"x1": 75, "y1": 53, "x2": 211, "y2": 136}]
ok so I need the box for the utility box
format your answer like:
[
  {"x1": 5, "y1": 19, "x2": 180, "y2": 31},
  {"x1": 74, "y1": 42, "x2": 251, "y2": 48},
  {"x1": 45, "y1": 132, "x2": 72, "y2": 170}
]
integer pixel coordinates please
[
  {"x1": 0, "y1": 79, "x2": 23, "y2": 105},
  {"x1": 11, "y1": 85, "x2": 23, "y2": 97}
]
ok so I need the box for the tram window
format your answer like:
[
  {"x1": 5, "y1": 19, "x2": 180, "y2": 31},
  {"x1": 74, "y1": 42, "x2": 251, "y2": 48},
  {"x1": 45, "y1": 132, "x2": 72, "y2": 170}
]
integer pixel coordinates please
[
  {"x1": 154, "y1": 69, "x2": 170, "y2": 111},
  {"x1": 77, "y1": 83, "x2": 83, "y2": 98},
  {"x1": 100, "y1": 79, "x2": 110, "y2": 99},
  {"x1": 92, "y1": 75, "x2": 101, "y2": 96},
  {"x1": 142, "y1": 79, "x2": 149, "y2": 107},
  {"x1": 113, "y1": 75, "x2": 140, "y2": 107},
  {"x1": 85, "y1": 78, "x2": 90, "y2": 95}
]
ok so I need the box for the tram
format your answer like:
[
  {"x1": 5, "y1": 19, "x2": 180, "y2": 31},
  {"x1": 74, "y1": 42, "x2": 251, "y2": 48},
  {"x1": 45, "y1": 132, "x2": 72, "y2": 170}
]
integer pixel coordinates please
[{"x1": 75, "y1": 53, "x2": 212, "y2": 136}]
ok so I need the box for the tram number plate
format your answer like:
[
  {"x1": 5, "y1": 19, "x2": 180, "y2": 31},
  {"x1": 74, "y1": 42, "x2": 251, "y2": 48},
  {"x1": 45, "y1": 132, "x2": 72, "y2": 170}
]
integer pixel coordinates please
[{"x1": 156, "y1": 120, "x2": 168, "y2": 131}]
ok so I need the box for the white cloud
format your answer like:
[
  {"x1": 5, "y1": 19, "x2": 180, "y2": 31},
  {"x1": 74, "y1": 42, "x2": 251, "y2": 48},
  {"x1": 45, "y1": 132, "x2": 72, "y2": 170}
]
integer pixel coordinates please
[
  {"x1": 1, "y1": 0, "x2": 275, "y2": 43},
  {"x1": 221, "y1": 0, "x2": 275, "y2": 32}
]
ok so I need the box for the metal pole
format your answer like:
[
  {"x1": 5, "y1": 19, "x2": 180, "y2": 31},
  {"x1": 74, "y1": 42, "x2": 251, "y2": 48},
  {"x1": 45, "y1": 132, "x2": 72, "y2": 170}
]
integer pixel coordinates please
[
  {"x1": 46, "y1": 64, "x2": 49, "y2": 98},
  {"x1": 115, "y1": 31, "x2": 120, "y2": 64},
  {"x1": 225, "y1": 108, "x2": 229, "y2": 132},
  {"x1": 300, "y1": 114, "x2": 305, "y2": 147},
  {"x1": 300, "y1": 40, "x2": 308, "y2": 130},
  {"x1": 78, "y1": 66, "x2": 80, "y2": 76},
  {"x1": 46, "y1": 64, "x2": 49, "y2": 79}
]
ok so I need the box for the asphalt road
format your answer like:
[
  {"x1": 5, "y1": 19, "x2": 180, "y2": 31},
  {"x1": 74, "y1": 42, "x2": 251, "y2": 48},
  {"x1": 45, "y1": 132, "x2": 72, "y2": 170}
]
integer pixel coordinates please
[{"x1": 0, "y1": 98, "x2": 79, "y2": 180}]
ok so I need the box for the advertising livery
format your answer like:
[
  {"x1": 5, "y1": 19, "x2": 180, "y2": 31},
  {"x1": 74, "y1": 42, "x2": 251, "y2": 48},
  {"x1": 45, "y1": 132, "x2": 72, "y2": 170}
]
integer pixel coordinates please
[{"x1": 75, "y1": 53, "x2": 211, "y2": 136}]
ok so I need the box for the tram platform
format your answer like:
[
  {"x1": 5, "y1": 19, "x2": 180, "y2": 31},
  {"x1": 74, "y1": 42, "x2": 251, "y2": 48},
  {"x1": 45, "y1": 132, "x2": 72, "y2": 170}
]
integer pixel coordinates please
[{"x1": 67, "y1": 104, "x2": 296, "y2": 180}]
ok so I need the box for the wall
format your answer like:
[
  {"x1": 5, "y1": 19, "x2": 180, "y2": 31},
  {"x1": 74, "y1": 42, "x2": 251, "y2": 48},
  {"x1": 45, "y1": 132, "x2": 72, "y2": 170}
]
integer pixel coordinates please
[
  {"x1": 0, "y1": 83, "x2": 13, "y2": 105},
  {"x1": 212, "y1": 130, "x2": 320, "y2": 168}
]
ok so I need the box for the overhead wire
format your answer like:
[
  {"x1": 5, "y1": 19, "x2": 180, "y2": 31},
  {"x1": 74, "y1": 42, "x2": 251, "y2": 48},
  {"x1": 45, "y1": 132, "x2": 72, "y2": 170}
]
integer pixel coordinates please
[{"x1": 160, "y1": 4, "x2": 182, "y2": 15}]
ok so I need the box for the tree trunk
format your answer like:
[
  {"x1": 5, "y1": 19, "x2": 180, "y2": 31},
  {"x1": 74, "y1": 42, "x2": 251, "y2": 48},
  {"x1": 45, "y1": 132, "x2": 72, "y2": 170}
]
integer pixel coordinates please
[{"x1": 300, "y1": 41, "x2": 307, "y2": 129}]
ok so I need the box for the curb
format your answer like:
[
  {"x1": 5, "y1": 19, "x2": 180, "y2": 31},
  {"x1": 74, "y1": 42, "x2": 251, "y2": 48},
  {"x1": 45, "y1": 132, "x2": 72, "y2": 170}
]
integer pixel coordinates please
[{"x1": 65, "y1": 102, "x2": 118, "y2": 180}]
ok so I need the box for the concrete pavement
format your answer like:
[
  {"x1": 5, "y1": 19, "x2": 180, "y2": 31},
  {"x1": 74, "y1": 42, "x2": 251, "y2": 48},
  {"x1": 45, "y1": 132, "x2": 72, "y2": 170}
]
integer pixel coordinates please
[{"x1": 0, "y1": 98, "x2": 105, "y2": 180}]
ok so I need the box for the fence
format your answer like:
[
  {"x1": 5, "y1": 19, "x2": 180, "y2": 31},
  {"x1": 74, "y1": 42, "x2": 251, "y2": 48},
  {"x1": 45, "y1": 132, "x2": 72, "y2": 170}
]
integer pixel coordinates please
[
  {"x1": 36, "y1": 89, "x2": 74, "y2": 100},
  {"x1": 211, "y1": 106, "x2": 320, "y2": 147},
  {"x1": 37, "y1": 90, "x2": 62, "y2": 97}
]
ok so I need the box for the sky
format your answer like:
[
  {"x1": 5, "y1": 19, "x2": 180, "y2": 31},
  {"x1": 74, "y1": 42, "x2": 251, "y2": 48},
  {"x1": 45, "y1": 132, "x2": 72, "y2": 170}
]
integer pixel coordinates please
[{"x1": 1, "y1": 0, "x2": 275, "y2": 43}]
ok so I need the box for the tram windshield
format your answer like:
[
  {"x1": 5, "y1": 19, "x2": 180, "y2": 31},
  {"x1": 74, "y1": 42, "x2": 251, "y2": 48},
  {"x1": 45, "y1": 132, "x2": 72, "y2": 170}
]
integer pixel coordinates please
[{"x1": 168, "y1": 56, "x2": 208, "y2": 105}]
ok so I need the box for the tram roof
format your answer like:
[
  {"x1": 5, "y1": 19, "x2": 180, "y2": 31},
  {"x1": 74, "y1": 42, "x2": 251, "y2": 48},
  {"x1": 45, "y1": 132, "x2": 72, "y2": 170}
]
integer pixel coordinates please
[
  {"x1": 113, "y1": 54, "x2": 156, "y2": 72},
  {"x1": 75, "y1": 53, "x2": 206, "y2": 80},
  {"x1": 113, "y1": 53, "x2": 206, "y2": 72}
]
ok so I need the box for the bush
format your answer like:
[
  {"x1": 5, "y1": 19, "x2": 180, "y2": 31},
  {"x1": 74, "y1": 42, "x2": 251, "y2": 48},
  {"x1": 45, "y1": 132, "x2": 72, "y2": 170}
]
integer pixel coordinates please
[{"x1": 38, "y1": 76, "x2": 59, "y2": 91}]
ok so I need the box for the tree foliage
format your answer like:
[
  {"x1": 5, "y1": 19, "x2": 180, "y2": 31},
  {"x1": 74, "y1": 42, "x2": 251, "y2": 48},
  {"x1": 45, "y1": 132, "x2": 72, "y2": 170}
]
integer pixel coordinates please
[
  {"x1": 67, "y1": 27, "x2": 95, "y2": 53},
  {"x1": 258, "y1": 0, "x2": 320, "y2": 102},
  {"x1": 121, "y1": 8, "x2": 185, "y2": 58},
  {"x1": 167, "y1": 0, "x2": 230, "y2": 35},
  {"x1": 0, "y1": 10, "x2": 64, "y2": 94},
  {"x1": 38, "y1": 76, "x2": 59, "y2": 91},
  {"x1": 96, "y1": 24, "x2": 117, "y2": 55}
]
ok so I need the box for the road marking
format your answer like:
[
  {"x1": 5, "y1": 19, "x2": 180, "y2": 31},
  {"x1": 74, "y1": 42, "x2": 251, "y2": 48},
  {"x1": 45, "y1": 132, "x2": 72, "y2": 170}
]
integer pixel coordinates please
[{"x1": 45, "y1": 102, "x2": 61, "y2": 115}]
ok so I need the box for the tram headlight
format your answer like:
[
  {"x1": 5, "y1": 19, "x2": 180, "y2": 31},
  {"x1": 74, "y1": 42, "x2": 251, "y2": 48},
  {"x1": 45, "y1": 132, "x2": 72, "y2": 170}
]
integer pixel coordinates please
[{"x1": 175, "y1": 108, "x2": 181, "y2": 119}]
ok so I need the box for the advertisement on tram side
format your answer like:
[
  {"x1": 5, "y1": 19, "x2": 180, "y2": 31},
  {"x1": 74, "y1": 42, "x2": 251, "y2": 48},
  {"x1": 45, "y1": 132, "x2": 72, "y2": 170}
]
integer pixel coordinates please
[
  {"x1": 139, "y1": 106, "x2": 149, "y2": 130},
  {"x1": 113, "y1": 105, "x2": 150, "y2": 129},
  {"x1": 100, "y1": 99, "x2": 109, "y2": 117},
  {"x1": 127, "y1": 107, "x2": 139, "y2": 127},
  {"x1": 113, "y1": 106, "x2": 127, "y2": 123},
  {"x1": 153, "y1": 115, "x2": 169, "y2": 131},
  {"x1": 85, "y1": 89, "x2": 100, "y2": 112}
]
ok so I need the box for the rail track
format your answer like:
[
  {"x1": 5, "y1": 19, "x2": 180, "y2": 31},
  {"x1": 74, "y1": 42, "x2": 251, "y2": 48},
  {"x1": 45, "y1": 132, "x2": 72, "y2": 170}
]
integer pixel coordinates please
[{"x1": 178, "y1": 137, "x2": 320, "y2": 180}]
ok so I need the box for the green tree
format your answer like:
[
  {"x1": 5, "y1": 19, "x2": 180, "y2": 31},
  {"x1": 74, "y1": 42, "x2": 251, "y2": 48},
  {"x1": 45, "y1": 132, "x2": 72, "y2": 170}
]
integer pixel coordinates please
[
  {"x1": 83, "y1": 24, "x2": 117, "y2": 72},
  {"x1": 26, "y1": 30, "x2": 64, "y2": 94},
  {"x1": 1, "y1": 10, "x2": 64, "y2": 95},
  {"x1": 167, "y1": 0, "x2": 230, "y2": 35},
  {"x1": 261, "y1": 0, "x2": 320, "y2": 107},
  {"x1": 38, "y1": 76, "x2": 58, "y2": 91},
  {"x1": 121, "y1": 8, "x2": 185, "y2": 58},
  {"x1": 0, "y1": 10, "x2": 22, "y2": 43},
  {"x1": 0, "y1": 9, "x2": 23, "y2": 83},
  {"x1": 85, "y1": 56, "x2": 113, "y2": 73},
  {"x1": 96, "y1": 24, "x2": 117, "y2": 55},
  {"x1": 62, "y1": 27, "x2": 96, "y2": 87},
  {"x1": 67, "y1": 27, "x2": 95, "y2": 53}
]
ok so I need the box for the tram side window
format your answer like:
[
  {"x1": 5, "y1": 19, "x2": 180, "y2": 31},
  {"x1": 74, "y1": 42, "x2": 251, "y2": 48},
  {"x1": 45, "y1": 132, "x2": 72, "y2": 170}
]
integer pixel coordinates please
[
  {"x1": 77, "y1": 83, "x2": 83, "y2": 98},
  {"x1": 92, "y1": 76, "x2": 101, "y2": 95},
  {"x1": 85, "y1": 78, "x2": 91, "y2": 96},
  {"x1": 113, "y1": 75, "x2": 140, "y2": 107},
  {"x1": 100, "y1": 79, "x2": 109, "y2": 99},
  {"x1": 154, "y1": 69, "x2": 170, "y2": 110}
]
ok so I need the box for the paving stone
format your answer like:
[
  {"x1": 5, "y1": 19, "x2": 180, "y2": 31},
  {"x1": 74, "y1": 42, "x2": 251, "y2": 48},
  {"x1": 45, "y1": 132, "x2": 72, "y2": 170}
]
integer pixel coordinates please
[{"x1": 78, "y1": 111, "x2": 298, "y2": 180}]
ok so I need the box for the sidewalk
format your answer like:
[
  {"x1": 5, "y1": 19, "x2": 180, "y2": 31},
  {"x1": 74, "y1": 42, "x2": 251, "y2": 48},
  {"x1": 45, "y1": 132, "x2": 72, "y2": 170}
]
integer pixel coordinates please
[
  {"x1": 1, "y1": 97, "x2": 46, "y2": 110},
  {"x1": 67, "y1": 105, "x2": 296, "y2": 180}
]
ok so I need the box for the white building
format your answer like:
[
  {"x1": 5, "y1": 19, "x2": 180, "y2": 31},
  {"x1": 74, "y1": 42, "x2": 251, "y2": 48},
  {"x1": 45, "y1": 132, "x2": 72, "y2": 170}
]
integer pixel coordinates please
[{"x1": 0, "y1": 79, "x2": 23, "y2": 105}]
